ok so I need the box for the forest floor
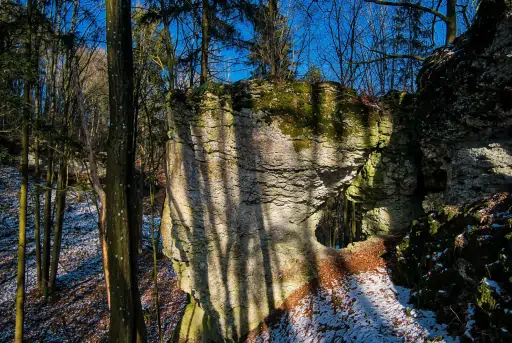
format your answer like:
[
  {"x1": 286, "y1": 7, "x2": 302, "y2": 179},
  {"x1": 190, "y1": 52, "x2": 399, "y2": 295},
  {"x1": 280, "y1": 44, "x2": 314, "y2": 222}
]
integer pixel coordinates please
[
  {"x1": 245, "y1": 238, "x2": 460, "y2": 343},
  {"x1": 1, "y1": 165, "x2": 459, "y2": 342},
  {"x1": 0, "y1": 166, "x2": 187, "y2": 342}
]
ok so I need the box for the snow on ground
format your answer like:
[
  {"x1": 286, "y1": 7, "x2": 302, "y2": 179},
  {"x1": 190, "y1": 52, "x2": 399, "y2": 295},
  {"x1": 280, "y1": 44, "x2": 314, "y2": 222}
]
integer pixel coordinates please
[
  {"x1": 1, "y1": 165, "x2": 460, "y2": 342},
  {"x1": 249, "y1": 268, "x2": 458, "y2": 343},
  {"x1": 0, "y1": 166, "x2": 186, "y2": 342}
]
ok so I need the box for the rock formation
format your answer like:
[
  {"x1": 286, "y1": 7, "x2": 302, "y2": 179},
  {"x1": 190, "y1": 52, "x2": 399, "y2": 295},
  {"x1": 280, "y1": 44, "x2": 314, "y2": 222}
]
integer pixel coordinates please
[
  {"x1": 345, "y1": 91, "x2": 421, "y2": 235},
  {"x1": 161, "y1": 82, "x2": 410, "y2": 341},
  {"x1": 417, "y1": 0, "x2": 512, "y2": 209},
  {"x1": 161, "y1": 2, "x2": 512, "y2": 340}
]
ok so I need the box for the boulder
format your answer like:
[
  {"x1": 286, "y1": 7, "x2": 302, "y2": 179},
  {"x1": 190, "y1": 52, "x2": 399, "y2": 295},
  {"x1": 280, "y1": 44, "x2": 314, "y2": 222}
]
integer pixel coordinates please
[{"x1": 161, "y1": 81, "x2": 396, "y2": 341}]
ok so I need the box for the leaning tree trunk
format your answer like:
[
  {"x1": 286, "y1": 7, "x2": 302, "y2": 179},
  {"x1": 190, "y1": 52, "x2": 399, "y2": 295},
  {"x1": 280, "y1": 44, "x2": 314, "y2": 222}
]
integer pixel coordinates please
[
  {"x1": 106, "y1": 0, "x2": 147, "y2": 340},
  {"x1": 76, "y1": 70, "x2": 111, "y2": 308},
  {"x1": 15, "y1": 0, "x2": 32, "y2": 340}
]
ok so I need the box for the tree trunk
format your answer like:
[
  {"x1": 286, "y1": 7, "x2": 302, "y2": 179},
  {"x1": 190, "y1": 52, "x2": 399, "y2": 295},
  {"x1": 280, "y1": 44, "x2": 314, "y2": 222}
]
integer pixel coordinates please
[
  {"x1": 106, "y1": 0, "x2": 147, "y2": 340},
  {"x1": 76, "y1": 70, "x2": 111, "y2": 308},
  {"x1": 344, "y1": 195, "x2": 349, "y2": 245},
  {"x1": 33, "y1": 17, "x2": 43, "y2": 291},
  {"x1": 41, "y1": 150, "x2": 53, "y2": 299},
  {"x1": 200, "y1": 0, "x2": 209, "y2": 85},
  {"x1": 351, "y1": 201, "x2": 357, "y2": 243},
  {"x1": 34, "y1": 85, "x2": 42, "y2": 290},
  {"x1": 42, "y1": 13, "x2": 59, "y2": 299},
  {"x1": 268, "y1": 0, "x2": 277, "y2": 79},
  {"x1": 48, "y1": 151, "x2": 67, "y2": 294},
  {"x1": 446, "y1": 0, "x2": 457, "y2": 44},
  {"x1": 15, "y1": 0, "x2": 32, "y2": 339}
]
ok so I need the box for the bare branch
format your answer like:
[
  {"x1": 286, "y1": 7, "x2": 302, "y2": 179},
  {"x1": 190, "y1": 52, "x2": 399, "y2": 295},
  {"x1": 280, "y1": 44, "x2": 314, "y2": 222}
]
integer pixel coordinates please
[{"x1": 364, "y1": 0, "x2": 449, "y2": 22}]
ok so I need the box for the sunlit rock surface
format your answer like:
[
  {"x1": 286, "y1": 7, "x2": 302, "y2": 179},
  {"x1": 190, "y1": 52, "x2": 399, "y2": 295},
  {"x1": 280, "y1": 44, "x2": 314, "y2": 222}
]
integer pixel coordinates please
[
  {"x1": 345, "y1": 91, "x2": 421, "y2": 235},
  {"x1": 160, "y1": 81, "x2": 405, "y2": 341}
]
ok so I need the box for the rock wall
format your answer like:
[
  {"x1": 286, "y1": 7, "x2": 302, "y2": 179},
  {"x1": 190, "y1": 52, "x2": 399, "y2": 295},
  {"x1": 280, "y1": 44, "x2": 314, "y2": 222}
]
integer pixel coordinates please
[
  {"x1": 161, "y1": 81, "x2": 403, "y2": 341},
  {"x1": 417, "y1": 0, "x2": 512, "y2": 209},
  {"x1": 345, "y1": 92, "x2": 421, "y2": 235},
  {"x1": 161, "y1": 2, "x2": 512, "y2": 337}
]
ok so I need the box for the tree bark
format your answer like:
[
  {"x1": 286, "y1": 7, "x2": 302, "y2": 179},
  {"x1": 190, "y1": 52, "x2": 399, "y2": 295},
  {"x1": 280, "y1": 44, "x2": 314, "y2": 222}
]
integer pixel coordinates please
[
  {"x1": 48, "y1": 150, "x2": 67, "y2": 294},
  {"x1": 34, "y1": 82, "x2": 42, "y2": 290},
  {"x1": 15, "y1": 0, "x2": 32, "y2": 340},
  {"x1": 42, "y1": 4, "x2": 60, "y2": 299},
  {"x1": 344, "y1": 195, "x2": 349, "y2": 245},
  {"x1": 446, "y1": 0, "x2": 457, "y2": 44},
  {"x1": 106, "y1": 0, "x2": 147, "y2": 340},
  {"x1": 200, "y1": 0, "x2": 209, "y2": 85},
  {"x1": 268, "y1": 0, "x2": 278, "y2": 79}
]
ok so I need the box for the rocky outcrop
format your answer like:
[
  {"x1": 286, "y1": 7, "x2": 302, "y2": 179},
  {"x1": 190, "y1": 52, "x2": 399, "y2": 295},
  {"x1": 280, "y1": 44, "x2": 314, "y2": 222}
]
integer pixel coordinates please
[
  {"x1": 392, "y1": 193, "x2": 512, "y2": 341},
  {"x1": 161, "y1": 81, "x2": 405, "y2": 341},
  {"x1": 417, "y1": 0, "x2": 512, "y2": 209},
  {"x1": 345, "y1": 92, "x2": 421, "y2": 235}
]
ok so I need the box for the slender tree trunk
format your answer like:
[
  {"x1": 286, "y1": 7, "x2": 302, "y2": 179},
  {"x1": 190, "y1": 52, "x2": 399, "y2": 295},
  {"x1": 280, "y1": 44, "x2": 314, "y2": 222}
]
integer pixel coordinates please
[
  {"x1": 150, "y1": 183, "x2": 162, "y2": 343},
  {"x1": 41, "y1": 150, "x2": 53, "y2": 298},
  {"x1": 351, "y1": 201, "x2": 357, "y2": 243},
  {"x1": 446, "y1": 0, "x2": 457, "y2": 44},
  {"x1": 76, "y1": 71, "x2": 111, "y2": 308},
  {"x1": 42, "y1": 6, "x2": 60, "y2": 299},
  {"x1": 34, "y1": 87, "x2": 42, "y2": 289},
  {"x1": 200, "y1": 0, "x2": 209, "y2": 84},
  {"x1": 48, "y1": 149, "x2": 67, "y2": 294},
  {"x1": 162, "y1": 19, "x2": 175, "y2": 91},
  {"x1": 344, "y1": 195, "x2": 349, "y2": 245},
  {"x1": 106, "y1": 0, "x2": 147, "y2": 340},
  {"x1": 15, "y1": 0, "x2": 32, "y2": 339},
  {"x1": 33, "y1": 17, "x2": 43, "y2": 291},
  {"x1": 268, "y1": 0, "x2": 277, "y2": 79}
]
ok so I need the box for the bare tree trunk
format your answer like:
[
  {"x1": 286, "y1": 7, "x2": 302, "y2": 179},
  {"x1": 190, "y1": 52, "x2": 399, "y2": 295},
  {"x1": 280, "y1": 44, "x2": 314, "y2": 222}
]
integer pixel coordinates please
[
  {"x1": 34, "y1": 86, "x2": 42, "y2": 290},
  {"x1": 351, "y1": 201, "x2": 357, "y2": 243},
  {"x1": 48, "y1": 148, "x2": 67, "y2": 294},
  {"x1": 76, "y1": 71, "x2": 111, "y2": 308},
  {"x1": 150, "y1": 183, "x2": 163, "y2": 342},
  {"x1": 15, "y1": 0, "x2": 32, "y2": 339},
  {"x1": 42, "y1": 1, "x2": 60, "y2": 299},
  {"x1": 41, "y1": 150, "x2": 53, "y2": 299},
  {"x1": 268, "y1": 0, "x2": 278, "y2": 79},
  {"x1": 344, "y1": 195, "x2": 349, "y2": 245},
  {"x1": 446, "y1": 0, "x2": 457, "y2": 44},
  {"x1": 200, "y1": 0, "x2": 209, "y2": 84},
  {"x1": 106, "y1": 0, "x2": 147, "y2": 340},
  {"x1": 33, "y1": 17, "x2": 43, "y2": 291}
]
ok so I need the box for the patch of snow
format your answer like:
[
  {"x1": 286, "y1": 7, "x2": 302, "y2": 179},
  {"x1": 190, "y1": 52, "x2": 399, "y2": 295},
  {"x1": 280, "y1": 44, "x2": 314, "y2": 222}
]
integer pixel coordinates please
[{"x1": 252, "y1": 271, "x2": 459, "y2": 343}]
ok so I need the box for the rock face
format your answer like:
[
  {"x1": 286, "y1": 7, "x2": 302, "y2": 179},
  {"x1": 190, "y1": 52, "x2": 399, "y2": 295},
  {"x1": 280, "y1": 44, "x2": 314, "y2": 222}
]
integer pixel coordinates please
[
  {"x1": 161, "y1": 82, "x2": 405, "y2": 341},
  {"x1": 392, "y1": 194, "x2": 512, "y2": 341},
  {"x1": 161, "y1": 2, "x2": 512, "y2": 339},
  {"x1": 417, "y1": 0, "x2": 512, "y2": 209},
  {"x1": 345, "y1": 92, "x2": 421, "y2": 235}
]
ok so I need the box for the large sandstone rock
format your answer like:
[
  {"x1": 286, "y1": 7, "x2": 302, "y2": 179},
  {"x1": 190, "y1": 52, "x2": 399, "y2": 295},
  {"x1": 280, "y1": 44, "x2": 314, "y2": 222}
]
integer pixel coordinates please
[
  {"x1": 417, "y1": 0, "x2": 512, "y2": 209},
  {"x1": 161, "y1": 81, "x2": 393, "y2": 341}
]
